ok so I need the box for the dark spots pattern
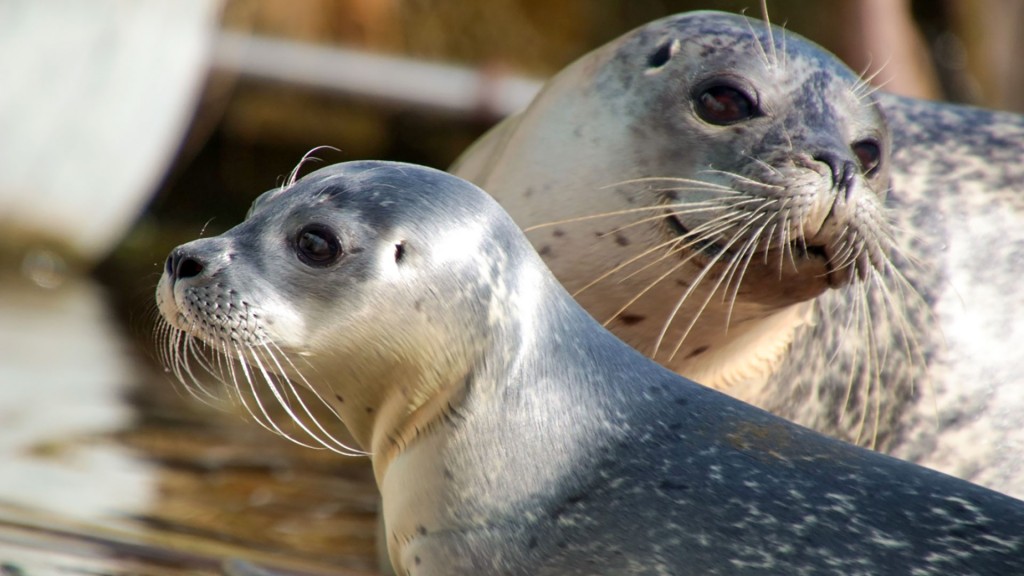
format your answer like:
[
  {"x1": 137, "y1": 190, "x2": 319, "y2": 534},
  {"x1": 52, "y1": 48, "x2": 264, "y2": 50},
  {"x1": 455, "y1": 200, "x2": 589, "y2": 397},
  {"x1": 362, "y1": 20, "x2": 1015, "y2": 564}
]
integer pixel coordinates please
[
  {"x1": 549, "y1": 491, "x2": 588, "y2": 521},
  {"x1": 552, "y1": 228, "x2": 566, "y2": 237},
  {"x1": 614, "y1": 233, "x2": 630, "y2": 247},
  {"x1": 659, "y1": 479, "x2": 690, "y2": 492},
  {"x1": 539, "y1": 245, "x2": 553, "y2": 257},
  {"x1": 686, "y1": 345, "x2": 710, "y2": 359},
  {"x1": 335, "y1": 394, "x2": 344, "y2": 404},
  {"x1": 618, "y1": 313, "x2": 646, "y2": 326}
]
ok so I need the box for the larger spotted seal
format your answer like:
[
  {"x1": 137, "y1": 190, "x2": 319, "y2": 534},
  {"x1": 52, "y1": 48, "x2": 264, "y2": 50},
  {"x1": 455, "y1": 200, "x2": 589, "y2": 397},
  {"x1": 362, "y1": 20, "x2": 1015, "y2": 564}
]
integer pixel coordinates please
[
  {"x1": 156, "y1": 160, "x2": 1024, "y2": 575},
  {"x1": 452, "y1": 11, "x2": 1024, "y2": 496}
]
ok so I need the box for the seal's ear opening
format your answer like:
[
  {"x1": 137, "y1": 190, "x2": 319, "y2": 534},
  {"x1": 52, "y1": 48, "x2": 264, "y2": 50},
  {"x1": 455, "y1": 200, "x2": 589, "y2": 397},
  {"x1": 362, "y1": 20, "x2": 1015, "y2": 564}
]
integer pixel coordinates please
[
  {"x1": 646, "y1": 38, "x2": 678, "y2": 71},
  {"x1": 395, "y1": 241, "x2": 407, "y2": 263}
]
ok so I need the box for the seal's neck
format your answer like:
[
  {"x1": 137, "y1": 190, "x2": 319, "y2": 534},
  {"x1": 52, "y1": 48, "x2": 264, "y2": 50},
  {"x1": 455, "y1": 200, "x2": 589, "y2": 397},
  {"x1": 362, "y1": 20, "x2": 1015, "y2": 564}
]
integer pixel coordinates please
[
  {"x1": 373, "y1": 268, "x2": 654, "y2": 569},
  {"x1": 312, "y1": 335, "x2": 484, "y2": 483}
]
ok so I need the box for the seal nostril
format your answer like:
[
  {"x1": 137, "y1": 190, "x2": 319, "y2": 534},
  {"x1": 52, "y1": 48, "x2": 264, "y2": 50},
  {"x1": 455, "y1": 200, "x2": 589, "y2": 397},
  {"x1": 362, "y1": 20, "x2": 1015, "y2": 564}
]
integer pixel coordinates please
[
  {"x1": 167, "y1": 243, "x2": 203, "y2": 278},
  {"x1": 176, "y1": 256, "x2": 204, "y2": 279},
  {"x1": 812, "y1": 152, "x2": 856, "y2": 194},
  {"x1": 166, "y1": 248, "x2": 205, "y2": 280}
]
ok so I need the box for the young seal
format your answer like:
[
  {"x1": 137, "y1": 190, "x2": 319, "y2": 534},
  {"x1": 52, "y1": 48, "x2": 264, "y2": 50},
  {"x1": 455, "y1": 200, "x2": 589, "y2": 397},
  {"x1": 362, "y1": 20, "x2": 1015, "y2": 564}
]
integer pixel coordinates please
[
  {"x1": 452, "y1": 11, "x2": 1024, "y2": 496},
  {"x1": 156, "y1": 160, "x2": 1024, "y2": 576}
]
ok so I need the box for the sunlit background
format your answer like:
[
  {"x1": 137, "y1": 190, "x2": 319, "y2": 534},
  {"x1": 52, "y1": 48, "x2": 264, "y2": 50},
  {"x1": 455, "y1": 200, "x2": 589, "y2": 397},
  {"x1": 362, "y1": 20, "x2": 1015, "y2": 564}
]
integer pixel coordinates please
[{"x1": 0, "y1": 1, "x2": 1021, "y2": 574}]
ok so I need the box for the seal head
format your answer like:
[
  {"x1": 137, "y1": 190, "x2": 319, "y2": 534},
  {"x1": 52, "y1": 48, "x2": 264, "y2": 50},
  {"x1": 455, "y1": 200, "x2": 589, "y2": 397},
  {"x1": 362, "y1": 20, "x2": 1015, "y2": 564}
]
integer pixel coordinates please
[{"x1": 453, "y1": 11, "x2": 896, "y2": 401}]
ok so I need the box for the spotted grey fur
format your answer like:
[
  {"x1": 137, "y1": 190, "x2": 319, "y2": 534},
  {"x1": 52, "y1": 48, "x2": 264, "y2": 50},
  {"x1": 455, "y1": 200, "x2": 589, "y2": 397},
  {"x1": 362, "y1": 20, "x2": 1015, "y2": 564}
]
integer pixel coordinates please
[{"x1": 157, "y1": 161, "x2": 1024, "y2": 575}]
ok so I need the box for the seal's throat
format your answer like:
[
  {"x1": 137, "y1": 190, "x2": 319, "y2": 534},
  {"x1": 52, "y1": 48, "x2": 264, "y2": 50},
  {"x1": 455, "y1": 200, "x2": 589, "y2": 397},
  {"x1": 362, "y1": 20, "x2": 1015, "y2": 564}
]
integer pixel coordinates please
[
  {"x1": 378, "y1": 290, "x2": 638, "y2": 501},
  {"x1": 371, "y1": 363, "x2": 474, "y2": 484}
]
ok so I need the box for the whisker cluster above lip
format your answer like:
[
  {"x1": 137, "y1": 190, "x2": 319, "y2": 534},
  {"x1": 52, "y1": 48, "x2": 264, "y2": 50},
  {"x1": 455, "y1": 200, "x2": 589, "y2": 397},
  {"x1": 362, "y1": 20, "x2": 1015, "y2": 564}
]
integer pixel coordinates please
[
  {"x1": 552, "y1": 165, "x2": 907, "y2": 375},
  {"x1": 565, "y1": 164, "x2": 924, "y2": 448}
]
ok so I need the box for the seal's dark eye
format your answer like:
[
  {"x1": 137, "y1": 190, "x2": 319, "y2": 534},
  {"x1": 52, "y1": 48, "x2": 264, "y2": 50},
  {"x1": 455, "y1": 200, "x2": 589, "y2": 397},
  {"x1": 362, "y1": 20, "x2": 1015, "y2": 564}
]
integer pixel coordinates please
[
  {"x1": 296, "y1": 225, "x2": 342, "y2": 267},
  {"x1": 852, "y1": 140, "x2": 881, "y2": 176},
  {"x1": 695, "y1": 85, "x2": 757, "y2": 125}
]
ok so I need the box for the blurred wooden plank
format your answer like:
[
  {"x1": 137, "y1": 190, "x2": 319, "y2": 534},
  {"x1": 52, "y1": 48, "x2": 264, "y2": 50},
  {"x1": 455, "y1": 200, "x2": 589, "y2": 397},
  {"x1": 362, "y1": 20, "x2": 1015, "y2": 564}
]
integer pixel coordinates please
[{"x1": 0, "y1": 504, "x2": 376, "y2": 576}]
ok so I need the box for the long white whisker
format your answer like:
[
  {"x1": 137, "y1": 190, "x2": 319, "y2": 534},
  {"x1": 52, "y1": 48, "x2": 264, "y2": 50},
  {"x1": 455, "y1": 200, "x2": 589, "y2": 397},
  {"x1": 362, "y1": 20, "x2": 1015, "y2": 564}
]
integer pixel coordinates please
[
  {"x1": 286, "y1": 145, "x2": 340, "y2": 188},
  {"x1": 233, "y1": 344, "x2": 325, "y2": 451},
  {"x1": 261, "y1": 342, "x2": 367, "y2": 456}
]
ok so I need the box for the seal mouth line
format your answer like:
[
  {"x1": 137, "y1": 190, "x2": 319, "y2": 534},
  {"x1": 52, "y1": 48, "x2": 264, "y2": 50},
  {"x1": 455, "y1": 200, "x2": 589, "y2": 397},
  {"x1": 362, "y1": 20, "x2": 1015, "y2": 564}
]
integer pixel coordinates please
[
  {"x1": 664, "y1": 213, "x2": 722, "y2": 256},
  {"x1": 665, "y1": 212, "x2": 832, "y2": 268}
]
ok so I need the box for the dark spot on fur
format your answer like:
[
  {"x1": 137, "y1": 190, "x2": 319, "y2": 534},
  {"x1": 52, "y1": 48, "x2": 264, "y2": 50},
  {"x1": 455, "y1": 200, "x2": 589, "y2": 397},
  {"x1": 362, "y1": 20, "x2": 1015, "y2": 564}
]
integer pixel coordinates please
[
  {"x1": 618, "y1": 313, "x2": 646, "y2": 326},
  {"x1": 686, "y1": 345, "x2": 710, "y2": 359},
  {"x1": 550, "y1": 491, "x2": 588, "y2": 521},
  {"x1": 524, "y1": 187, "x2": 534, "y2": 198},
  {"x1": 539, "y1": 245, "x2": 553, "y2": 257},
  {"x1": 675, "y1": 398, "x2": 689, "y2": 407},
  {"x1": 528, "y1": 536, "x2": 538, "y2": 549},
  {"x1": 414, "y1": 556, "x2": 421, "y2": 565},
  {"x1": 553, "y1": 228, "x2": 566, "y2": 237},
  {"x1": 365, "y1": 406, "x2": 374, "y2": 414},
  {"x1": 675, "y1": 279, "x2": 690, "y2": 287},
  {"x1": 335, "y1": 394, "x2": 344, "y2": 404},
  {"x1": 659, "y1": 479, "x2": 690, "y2": 492},
  {"x1": 443, "y1": 467, "x2": 454, "y2": 480},
  {"x1": 614, "y1": 233, "x2": 630, "y2": 246},
  {"x1": 417, "y1": 525, "x2": 428, "y2": 536},
  {"x1": 414, "y1": 299, "x2": 423, "y2": 311}
]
